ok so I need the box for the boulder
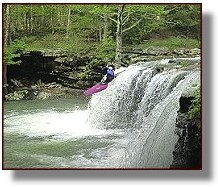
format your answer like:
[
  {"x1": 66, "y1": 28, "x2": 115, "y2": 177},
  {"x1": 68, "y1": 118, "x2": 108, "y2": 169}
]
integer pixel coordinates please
[
  {"x1": 36, "y1": 91, "x2": 52, "y2": 100},
  {"x1": 189, "y1": 48, "x2": 201, "y2": 55},
  {"x1": 5, "y1": 90, "x2": 29, "y2": 101},
  {"x1": 172, "y1": 48, "x2": 186, "y2": 55},
  {"x1": 146, "y1": 47, "x2": 169, "y2": 56}
]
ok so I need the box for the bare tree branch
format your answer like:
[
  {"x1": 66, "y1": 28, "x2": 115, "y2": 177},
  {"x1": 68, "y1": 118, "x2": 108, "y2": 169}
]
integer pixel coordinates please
[
  {"x1": 122, "y1": 12, "x2": 131, "y2": 26},
  {"x1": 108, "y1": 17, "x2": 117, "y2": 23},
  {"x1": 122, "y1": 17, "x2": 143, "y2": 33}
]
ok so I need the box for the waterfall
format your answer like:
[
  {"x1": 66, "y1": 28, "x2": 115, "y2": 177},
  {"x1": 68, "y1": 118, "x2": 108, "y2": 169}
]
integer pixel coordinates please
[{"x1": 87, "y1": 59, "x2": 200, "y2": 168}]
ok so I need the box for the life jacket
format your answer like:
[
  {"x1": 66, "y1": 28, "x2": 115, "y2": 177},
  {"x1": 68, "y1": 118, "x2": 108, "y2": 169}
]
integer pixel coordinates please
[{"x1": 107, "y1": 68, "x2": 114, "y2": 77}]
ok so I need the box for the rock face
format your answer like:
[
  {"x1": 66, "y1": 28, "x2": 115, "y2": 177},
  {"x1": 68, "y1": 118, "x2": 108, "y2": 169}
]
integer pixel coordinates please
[
  {"x1": 123, "y1": 47, "x2": 200, "y2": 64},
  {"x1": 170, "y1": 96, "x2": 201, "y2": 169},
  {"x1": 6, "y1": 49, "x2": 106, "y2": 101},
  {"x1": 51, "y1": 55, "x2": 100, "y2": 89},
  {"x1": 5, "y1": 81, "x2": 85, "y2": 101},
  {"x1": 123, "y1": 47, "x2": 200, "y2": 56},
  {"x1": 5, "y1": 47, "x2": 200, "y2": 101},
  {"x1": 7, "y1": 50, "x2": 102, "y2": 90}
]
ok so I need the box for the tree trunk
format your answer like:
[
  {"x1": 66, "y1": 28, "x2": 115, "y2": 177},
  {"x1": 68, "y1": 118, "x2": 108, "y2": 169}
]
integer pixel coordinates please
[
  {"x1": 4, "y1": 5, "x2": 10, "y2": 46},
  {"x1": 99, "y1": 27, "x2": 102, "y2": 41},
  {"x1": 50, "y1": 10, "x2": 54, "y2": 35},
  {"x1": 8, "y1": 7, "x2": 12, "y2": 45},
  {"x1": 41, "y1": 5, "x2": 45, "y2": 30},
  {"x1": 66, "y1": 8, "x2": 71, "y2": 39},
  {"x1": 115, "y1": 5, "x2": 125, "y2": 65},
  {"x1": 30, "y1": 5, "x2": 33, "y2": 34},
  {"x1": 25, "y1": 12, "x2": 28, "y2": 32},
  {"x1": 4, "y1": 4, "x2": 10, "y2": 95},
  {"x1": 57, "y1": 8, "x2": 61, "y2": 26},
  {"x1": 103, "y1": 13, "x2": 109, "y2": 41},
  {"x1": 3, "y1": 65, "x2": 8, "y2": 95}
]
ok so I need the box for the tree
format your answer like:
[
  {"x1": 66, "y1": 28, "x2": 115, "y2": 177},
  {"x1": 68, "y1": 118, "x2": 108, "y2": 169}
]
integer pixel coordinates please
[
  {"x1": 3, "y1": 5, "x2": 27, "y2": 95},
  {"x1": 108, "y1": 4, "x2": 166, "y2": 65},
  {"x1": 165, "y1": 5, "x2": 200, "y2": 41},
  {"x1": 3, "y1": 4, "x2": 200, "y2": 70},
  {"x1": 114, "y1": 5, "x2": 124, "y2": 65},
  {"x1": 3, "y1": 4, "x2": 11, "y2": 94},
  {"x1": 66, "y1": 7, "x2": 71, "y2": 39}
]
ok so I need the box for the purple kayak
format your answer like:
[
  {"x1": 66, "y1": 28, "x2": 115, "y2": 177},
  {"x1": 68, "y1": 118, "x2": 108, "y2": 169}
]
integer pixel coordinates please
[{"x1": 84, "y1": 83, "x2": 108, "y2": 96}]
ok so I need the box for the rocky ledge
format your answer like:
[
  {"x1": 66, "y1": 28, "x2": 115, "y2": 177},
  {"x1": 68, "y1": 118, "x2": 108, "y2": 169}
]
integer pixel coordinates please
[
  {"x1": 5, "y1": 47, "x2": 200, "y2": 101},
  {"x1": 170, "y1": 95, "x2": 201, "y2": 169},
  {"x1": 5, "y1": 80, "x2": 85, "y2": 101}
]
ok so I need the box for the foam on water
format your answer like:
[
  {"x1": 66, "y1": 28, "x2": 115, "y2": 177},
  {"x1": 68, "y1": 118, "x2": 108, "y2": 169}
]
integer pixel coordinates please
[
  {"x1": 4, "y1": 57, "x2": 200, "y2": 168},
  {"x1": 4, "y1": 109, "x2": 114, "y2": 140}
]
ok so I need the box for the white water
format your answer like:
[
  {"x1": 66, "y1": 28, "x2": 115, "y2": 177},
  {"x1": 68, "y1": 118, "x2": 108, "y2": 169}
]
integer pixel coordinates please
[
  {"x1": 4, "y1": 58, "x2": 200, "y2": 168},
  {"x1": 87, "y1": 59, "x2": 200, "y2": 168},
  {"x1": 5, "y1": 110, "x2": 103, "y2": 139},
  {"x1": 122, "y1": 72, "x2": 199, "y2": 168}
]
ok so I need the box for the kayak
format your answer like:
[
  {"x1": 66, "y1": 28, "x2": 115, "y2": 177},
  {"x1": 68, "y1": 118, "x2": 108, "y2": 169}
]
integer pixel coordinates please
[
  {"x1": 84, "y1": 83, "x2": 108, "y2": 96},
  {"x1": 83, "y1": 66, "x2": 127, "y2": 96}
]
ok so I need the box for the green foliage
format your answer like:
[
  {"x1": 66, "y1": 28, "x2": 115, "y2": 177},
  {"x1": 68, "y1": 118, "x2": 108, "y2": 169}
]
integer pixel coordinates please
[
  {"x1": 21, "y1": 33, "x2": 96, "y2": 55},
  {"x1": 4, "y1": 39, "x2": 26, "y2": 65},
  {"x1": 165, "y1": 5, "x2": 200, "y2": 40},
  {"x1": 97, "y1": 36, "x2": 116, "y2": 60},
  {"x1": 5, "y1": 4, "x2": 200, "y2": 64},
  {"x1": 188, "y1": 85, "x2": 200, "y2": 119},
  {"x1": 121, "y1": 5, "x2": 167, "y2": 45},
  {"x1": 89, "y1": 36, "x2": 116, "y2": 68},
  {"x1": 137, "y1": 37, "x2": 199, "y2": 49},
  {"x1": 180, "y1": 61, "x2": 190, "y2": 67},
  {"x1": 10, "y1": 39, "x2": 26, "y2": 53}
]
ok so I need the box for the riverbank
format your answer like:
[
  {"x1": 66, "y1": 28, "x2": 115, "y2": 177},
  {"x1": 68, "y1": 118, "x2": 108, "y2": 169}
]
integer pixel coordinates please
[
  {"x1": 5, "y1": 45, "x2": 200, "y2": 101},
  {"x1": 5, "y1": 81, "x2": 86, "y2": 101},
  {"x1": 3, "y1": 57, "x2": 201, "y2": 169}
]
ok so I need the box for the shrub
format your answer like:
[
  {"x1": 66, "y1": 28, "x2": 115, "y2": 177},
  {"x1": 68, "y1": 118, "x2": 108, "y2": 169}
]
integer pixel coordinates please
[
  {"x1": 4, "y1": 39, "x2": 26, "y2": 65},
  {"x1": 88, "y1": 36, "x2": 116, "y2": 69},
  {"x1": 188, "y1": 85, "x2": 200, "y2": 119}
]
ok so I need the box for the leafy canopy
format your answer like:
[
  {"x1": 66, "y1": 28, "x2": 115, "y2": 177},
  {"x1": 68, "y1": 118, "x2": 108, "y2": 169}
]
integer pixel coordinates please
[{"x1": 4, "y1": 39, "x2": 26, "y2": 65}]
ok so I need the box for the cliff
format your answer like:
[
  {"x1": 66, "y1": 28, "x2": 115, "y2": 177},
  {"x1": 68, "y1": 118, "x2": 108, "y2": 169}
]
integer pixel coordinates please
[{"x1": 171, "y1": 95, "x2": 201, "y2": 169}]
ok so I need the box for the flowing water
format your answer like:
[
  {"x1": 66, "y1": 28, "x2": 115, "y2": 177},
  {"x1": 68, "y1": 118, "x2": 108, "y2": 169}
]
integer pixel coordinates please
[{"x1": 3, "y1": 58, "x2": 200, "y2": 169}]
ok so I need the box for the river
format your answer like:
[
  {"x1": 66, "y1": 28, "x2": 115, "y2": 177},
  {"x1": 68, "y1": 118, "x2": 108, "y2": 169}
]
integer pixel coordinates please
[
  {"x1": 3, "y1": 58, "x2": 200, "y2": 169},
  {"x1": 4, "y1": 97, "x2": 129, "y2": 168}
]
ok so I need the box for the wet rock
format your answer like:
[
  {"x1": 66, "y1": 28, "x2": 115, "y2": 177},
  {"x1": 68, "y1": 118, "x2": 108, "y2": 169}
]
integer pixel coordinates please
[
  {"x1": 156, "y1": 67, "x2": 164, "y2": 73},
  {"x1": 179, "y1": 96, "x2": 194, "y2": 113},
  {"x1": 41, "y1": 49, "x2": 68, "y2": 57},
  {"x1": 5, "y1": 90, "x2": 29, "y2": 101},
  {"x1": 126, "y1": 48, "x2": 144, "y2": 54},
  {"x1": 36, "y1": 91, "x2": 52, "y2": 100},
  {"x1": 189, "y1": 48, "x2": 201, "y2": 56},
  {"x1": 130, "y1": 55, "x2": 150, "y2": 63},
  {"x1": 168, "y1": 59, "x2": 180, "y2": 64},
  {"x1": 146, "y1": 47, "x2": 169, "y2": 56},
  {"x1": 6, "y1": 47, "x2": 201, "y2": 101},
  {"x1": 10, "y1": 79, "x2": 23, "y2": 87},
  {"x1": 172, "y1": 48, "x2": 187, "y2": 55},
  {"x1": 172, "y1": 48, "x2": 200, "y2": 56},
  {"x1": 54, "y1": 57, "x2": 67, "y2": 63},
  {"x1": 171, "y1": 95, "x2": 201, "y2": 169}
]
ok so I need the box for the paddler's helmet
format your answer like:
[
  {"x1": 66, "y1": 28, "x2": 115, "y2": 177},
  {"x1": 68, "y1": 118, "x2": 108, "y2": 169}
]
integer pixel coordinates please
[{"x1": 107, "y1": 64, "x2": 115, "y2": 70}]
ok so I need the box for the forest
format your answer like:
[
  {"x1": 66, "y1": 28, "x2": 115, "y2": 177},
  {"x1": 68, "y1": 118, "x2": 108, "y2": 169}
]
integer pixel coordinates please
[
  {"x1": 4, "y1": 4, "x2": 200, "y2": 61},
  {"x1": 3, "y1": 4, "x2": 201, "y2": 170},
  {"x1": 3, "y1": 4, "x2": 201, "y2": 96}
]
